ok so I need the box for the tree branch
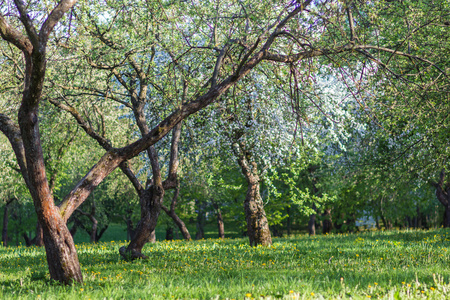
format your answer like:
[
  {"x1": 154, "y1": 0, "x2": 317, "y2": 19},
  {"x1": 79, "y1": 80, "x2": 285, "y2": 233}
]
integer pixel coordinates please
[{"x1": 0, "y1": 14, "x2": 33, "y2": 53}]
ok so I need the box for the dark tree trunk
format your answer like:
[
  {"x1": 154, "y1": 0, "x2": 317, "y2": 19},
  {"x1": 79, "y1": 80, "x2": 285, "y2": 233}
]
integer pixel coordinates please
[
  {"x1": 212, "y1": 201, "x2": 225, "y2": 239},
  {"x1": 432, "y1": 170, "x2": 450, "y2": 228},
  {"x1": 165, "y1": 227, "x2": 174, "y2": 240},
  {"x1": 35, "y1": 222, "x2": 44, "y2": 246},
  {"x1": 125, "y1": 216, "x2": 135, "y2": 242},
  {"x1": 443, "y1": 206, "x2": 450, "y2": 228},
  {"x1": 405, "y1": 216, "x2": 412, "y2": 228},
  {"x1": 308, "y1": 166, "x2": 320, "y2": 236},
  {"x1": 2, "y1": 203, "x2": 9, "y2": 246},
  {"x1": 322, "y1": 209, "x2": 333, "y2": 234},
  {"x1": 1, "y1": 198, "x2": 16, "y2": 246},
  {"x1": 381, "y1": 216, "x2": 393, "y2": 230},
  {"x1": 90, "y1": 217, "x2": 98, "y2": 243},
  {"x1": 308, "y1": 203, "x2": 317, "y2": 236},
  {"x1": 120, "y1": 187, "x2": 164, "y2": 260},
  {"x1": 76, "y1": 199, "x2": 106, "y2": 243},
  {"x1": 195, "y1": 200, "x2": 206, "y2": 240},
  {"x1": 286, "y1": 206, "x2": 291, "y2": 236}
]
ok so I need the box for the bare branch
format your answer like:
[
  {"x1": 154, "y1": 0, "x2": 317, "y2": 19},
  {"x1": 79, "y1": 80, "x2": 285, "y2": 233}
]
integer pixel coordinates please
[{"x1": 13, "y1": 0, "x2": 39, "y2": 47}]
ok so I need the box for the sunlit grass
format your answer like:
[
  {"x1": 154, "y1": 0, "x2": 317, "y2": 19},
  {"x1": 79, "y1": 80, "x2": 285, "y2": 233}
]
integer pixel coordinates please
[{"x1": 1, "y1": 229, "x2": 450, "y2": 299}]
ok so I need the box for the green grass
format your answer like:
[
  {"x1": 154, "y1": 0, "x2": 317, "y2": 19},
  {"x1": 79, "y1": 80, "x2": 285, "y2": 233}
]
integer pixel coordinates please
[{"x1": 1, "y1": 229, "x2": 450, "y2": 299}]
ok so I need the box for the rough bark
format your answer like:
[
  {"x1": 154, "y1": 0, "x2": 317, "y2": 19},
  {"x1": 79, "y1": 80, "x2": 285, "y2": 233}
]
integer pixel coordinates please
[
  {"x1": 233, "y1": 142, "x2": 271, "y2": 246},
  {"x1": 0, "y1": 0, "x2": 81, "y2": 284}
]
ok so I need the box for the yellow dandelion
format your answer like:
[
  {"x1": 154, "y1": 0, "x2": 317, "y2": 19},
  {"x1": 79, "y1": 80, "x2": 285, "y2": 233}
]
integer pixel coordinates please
[
  {"x1": 245, "y1": 293, "x2": 252, "y2": 298},
  {"x1": 311, "y1": 292, "x2": 315, "y2": 296}
]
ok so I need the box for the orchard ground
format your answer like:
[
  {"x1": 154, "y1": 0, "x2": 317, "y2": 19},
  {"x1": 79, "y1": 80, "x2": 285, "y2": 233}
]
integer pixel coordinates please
[{"x1": 1, "y1": 229, "x2": 450, "y2": 299}]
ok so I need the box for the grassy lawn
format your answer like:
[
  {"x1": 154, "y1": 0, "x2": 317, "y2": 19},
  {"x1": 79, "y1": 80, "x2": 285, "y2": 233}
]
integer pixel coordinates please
[{"x1": 1, "y1": 229, "x2": 450, "y2": 299}]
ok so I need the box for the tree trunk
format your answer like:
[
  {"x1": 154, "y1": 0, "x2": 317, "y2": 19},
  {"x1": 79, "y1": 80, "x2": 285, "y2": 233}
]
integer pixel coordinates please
[
  {"x1": 195, "y1": 200, "x2": 206, "y2": 240},
  {"x1": 40, "y1": 212, "x2": 82, "y2": 284},
  {"x1": 443, "y1": 206, "x2": 450, "y2": 228},
  {"x1": 308, "y1": 203, "x2": 317, "y2": 236},
  {"x1": 216, "y1": 208, "x2": 225, "y2": 239},
  {"x1": 163, "y1": 208, "x2": 191, "y2": 240},
  {"x1": 2, "y1": 204, "x2": 9, "y2": 247},
  {"x1": 244, "y1": 178, "x2": 272, "y2": 246},
  {"x1": 432, "y1": 170, "x2": 450, "y2": 228},
  {"x1": 212, "y1": 201, "x2": 225, "y2": 239},
  {"x1": 161, "y1": 185, "x2": 191, "y2": 240},
  {"x1": 233, "y1": 141, "x2": 271, "y2": 247},
  {"x1": 286, "y1": 206, "x2": 291, "y2": 236},
  {"x1": 35, "y1": 222, "x2": 44, "y2": 246},
  {"x1": 122, "y1": 210, "x2": 135, "y2": 242},
  {"x1": 165, "y1": 227, "x2": 174, "y2": 240},
  {"x1": 120, "y1": 187, "x2": 164, "y2": 260},
  {"x1": 322, "y1": 208, "x2": 333, "y2": 234}
]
